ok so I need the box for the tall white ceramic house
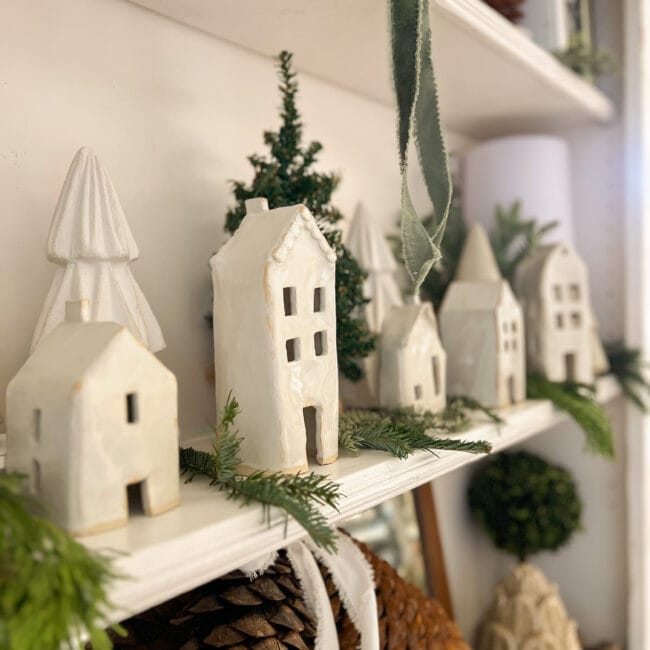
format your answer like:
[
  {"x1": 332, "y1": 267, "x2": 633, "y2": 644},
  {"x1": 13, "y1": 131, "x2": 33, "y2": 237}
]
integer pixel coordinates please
[
  {"x1": 211, "y1": 198, "x2": 339, "y2": 474},
  {"x1": 6, "y1": 300, "x2": 179, "y2": 536},
  {"x1": 379, "y1": 299, "x2": 446, "y2": 413},
  {"x1": 515, "y1": 243, "x2": 599, "y2": 383},
  {"x1": 440, "y1": 224, "x2": 526, "y2": 408},
  {"x1": 342, "y1": 204, "x2": 404, "y2": 408}
]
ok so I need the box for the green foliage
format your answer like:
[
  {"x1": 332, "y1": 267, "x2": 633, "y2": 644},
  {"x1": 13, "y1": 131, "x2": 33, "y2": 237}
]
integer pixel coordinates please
[
  {"x1": 527, "y1": 374, "x2": 615, "y2": 458},
  {"x1": 0, "y1": 473, "x2": 119, "y2": 650},
  {"x1": 554, "y1": 32, "x2": 617, "y2": 82},
  {"x1": 490, "y1": 201, "x2": 558, "y2": 286},
  {"x1": 180, "y1": 394, "x2": 342, "y2": 552},
  {"x1": 224, "y1": 50, "x2": 375, "y2": 381},
  {"x1": 468, "y1": 451, "x2": 583, "y2": 561},
  {"x1": 606, "y1": 342, "x2": 650, "y2": 412},
  {"x1": 338, "y1": 406, "x2": 493, "y2": 459}
]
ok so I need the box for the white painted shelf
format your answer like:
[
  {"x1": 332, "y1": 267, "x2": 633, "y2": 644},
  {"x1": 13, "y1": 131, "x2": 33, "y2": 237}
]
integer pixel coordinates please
[
  {"x1": 128, "y1": 0, "x2": 614, "y2": 137},
  {"x1": 79, "y1": 375, "x2": 621, "y2": 623}
]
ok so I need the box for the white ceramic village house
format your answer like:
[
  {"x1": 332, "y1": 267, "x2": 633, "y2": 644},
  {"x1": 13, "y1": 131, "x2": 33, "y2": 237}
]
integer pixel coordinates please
[
  {"x1": 211, "y1": 198, "x2": 339, "y2": 474},
  {"x1": 515, "y1": 243, "x2": 607, "y2": 384},
  {"x1": 379, "y1": 297, "x2": 447, "y2": 413},
  {"x1": 6, "y1": 300, "x2": 179, "y2": 536},
  {"x1": 342, "y1": 204, "x2": 404, "y2": 408},
  {"x1": 31, "y1": 146, "x2": 165, "y2": 353},
  {"x1": 440, "y1": 224, "x2": 526, "y2": 408}
]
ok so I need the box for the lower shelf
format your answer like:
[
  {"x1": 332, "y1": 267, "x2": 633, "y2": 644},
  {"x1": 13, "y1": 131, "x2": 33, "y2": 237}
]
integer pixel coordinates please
[{"x1": 75, "y1": 375, "x2": 619, "y2": 622}]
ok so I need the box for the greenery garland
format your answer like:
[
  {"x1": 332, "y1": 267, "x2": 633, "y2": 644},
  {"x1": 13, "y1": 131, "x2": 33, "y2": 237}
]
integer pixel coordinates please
[
  {"x1": 0, "y1": 473, "x2": 120, "y2": 650},
  {"x1": 606, "y1": 342, "x2": 650, "y2": 413}
]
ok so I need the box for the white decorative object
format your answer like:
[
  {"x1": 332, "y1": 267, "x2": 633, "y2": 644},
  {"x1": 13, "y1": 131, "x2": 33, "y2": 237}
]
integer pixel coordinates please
[
  {"x1": 463, "y1": 135, "x2": 575, "y2": 244},
  {"x1": 516, "y1": 243, "x2": 601, "y2": 383},
  {"x1": 6, "y1": 300, "x2": 179, "y2": 536},
  {"x1": 520, "y1": 0, "x2": 569, "y2": 51},
  {"x1": 211, "y1": 198, "x2": 339, "y2": 474},
  {"x1": 31, "y1": 147, "x2": 165, "y2": 353},
  {"x1": 476, "y1": 562, "x2": 581, "y2": 650},
  {"x1": 440, "y1": 224, "x2": 526, "y2": 408},
  {"x1": 342, "y1": 204, "x2": 404, "y2": 408},
  {"x1": 379, "y1": 297, "x2": 446, "y2": 413}
]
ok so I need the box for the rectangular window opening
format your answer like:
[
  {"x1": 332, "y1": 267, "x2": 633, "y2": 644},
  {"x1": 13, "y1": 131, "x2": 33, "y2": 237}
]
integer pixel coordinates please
[
  {"x1": 283, "y1": 287, "x2": 297, "y2": 316},
  {"x1": 432, "y1": 357, "x2": 440, "y2": 396},
  {"x1": 31, "y1": 459, "x2": 41, "y2": 495},
  {"x1": 314, "y1": 331, "x2": 328, "y2": 357},
  {"x1": 286, "y1": 337, "x2": 301, "y2": 362},
  {"x1": 571, "y1": 312, "x2": 582, "y2": 327},
  {"x1": 569, "y1": 284, "x2": 581, "y2": 301},
  {"x1": 511, "y1": 320, "x2": 517, "y2": 333},
  {"x1": 553, "y1": 285, "x2": 563, "y2": 301},
  {"x1": 414, "y1": 385, "x2": 423, "y2": 400},
  {"x1": 512, "y1": 339, "x2": 518, "y2": 351},
  {"x1": 126, "y1": 393, "x2": 138, "y2": 424},
  {"x1": 33, "y1": 409, "x2": 41, "y2": 442},
  {"x1": 504, "y1": 340, "x2": 509, "y2": 351},
  {"x1": 556, "y1": 313, "x2": 564, "y2": 329},
  {"x1": 313, "y1": 287, "x2": 325, "y2": 313}
]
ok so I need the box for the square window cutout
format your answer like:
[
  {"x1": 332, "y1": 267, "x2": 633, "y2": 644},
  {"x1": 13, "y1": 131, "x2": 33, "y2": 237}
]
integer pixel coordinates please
[
  {"x1": 414, "y1": 385, "x2": 423, "y2": 400},
  {"x1": 283, "y1": 287, "x2": 297, "y2": 316},
  {"x1": 286, "y1": 337, "x2": 301, "y2": 362},
  {"x1": 313, "y1": 287, "x2": 325, "y2": 312},
  {"x1": 314, "y1": 331, "x2": 327, "y2": 356}
]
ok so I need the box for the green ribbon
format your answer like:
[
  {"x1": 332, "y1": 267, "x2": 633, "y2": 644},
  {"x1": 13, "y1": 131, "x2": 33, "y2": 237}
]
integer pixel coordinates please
[{"x1": 390, "y1": 0, "x2": 452, "y2": 291}]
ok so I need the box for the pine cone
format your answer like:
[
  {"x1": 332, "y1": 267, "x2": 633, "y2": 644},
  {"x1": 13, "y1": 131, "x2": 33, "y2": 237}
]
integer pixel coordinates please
[
  {"x1": 109, "y1": 552, "x2": 317, "y2": 649},
  {"x1": 482, "y1": 0, "x2": 525, "y2": 22},
  {"x1": 326, "y1": 537, "x2": 469, "y2": 650}
]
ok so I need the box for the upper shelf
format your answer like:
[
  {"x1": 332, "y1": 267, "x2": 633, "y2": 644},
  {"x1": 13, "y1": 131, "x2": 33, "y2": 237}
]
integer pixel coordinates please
[
  {"x1": 128, "y1": 0, "x2": 614, "y2": 138},
  {"x1": 81, "y1": 375, "x2": 621, "y2": 624}
]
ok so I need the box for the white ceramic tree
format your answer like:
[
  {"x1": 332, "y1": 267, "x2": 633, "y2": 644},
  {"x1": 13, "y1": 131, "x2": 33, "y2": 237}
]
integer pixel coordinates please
[
  {"x1": 31, "y1": 147, "x2": 165, "y2": 353},
  {"x1": 342, "y1": 204, "x2": 404, "y2": 408}
]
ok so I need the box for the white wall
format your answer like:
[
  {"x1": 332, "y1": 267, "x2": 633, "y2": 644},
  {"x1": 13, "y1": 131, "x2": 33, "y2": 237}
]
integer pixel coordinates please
[{"x1": 0, "y1": 0, "x2": 462, "y2": 437}]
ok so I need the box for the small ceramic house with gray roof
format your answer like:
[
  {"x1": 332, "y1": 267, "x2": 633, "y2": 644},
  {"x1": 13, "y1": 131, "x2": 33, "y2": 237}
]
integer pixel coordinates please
[
  {"x1": 379, "y1": 298, "x2": 446, "y2": 413},
  {"x1": 211, "y1": 198, "x2": 339, "y2": 474},
  {"x1": 515, "y1": 243, "x2": 605, "y2": 384},
  {"x1": 440, "y1": 224, "x2": 526, "y2": 409},
  {"x1": 6, "y1": 300, "x2": 179, "y2": 536}
]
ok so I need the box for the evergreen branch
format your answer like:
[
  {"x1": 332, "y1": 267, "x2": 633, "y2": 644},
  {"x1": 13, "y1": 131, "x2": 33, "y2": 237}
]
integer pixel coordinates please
[
  {"x1": 0, "y1": 473, "x2": 120, "y2": 650},
  {"x1": 527, "y1": 374, "x2": 615, "y2": 458},
  {"x1": 606, "y1": 342, "x2": 650, "y2": 412},
  {"x1": 447, "y1": 395, "x2": 504, "y2": 428},
  {"x1": 180, "y1": 395, "x2": 342, "y2": 551}
]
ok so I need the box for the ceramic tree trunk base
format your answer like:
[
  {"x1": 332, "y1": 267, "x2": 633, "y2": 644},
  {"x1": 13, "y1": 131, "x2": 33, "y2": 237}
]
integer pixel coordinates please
[
  {"x1": 476, "y1": 562, "x2": 581, "y2": 650},
  {"x1": 379, "y1": 298, "x2": 447, "y2": 413},
  {"x1": 7, "y1": 300, "x2": 179, "y2": 536},
  {"x1": 31, "y1": 147, "x2": 165, "y2": 353},
  {"x1": 440, "y1": 224, "x2": 526, "y2": 409},
  {"x1": 211, "y1": 198, "x2": 339, "y2": 474},
  {"x1": 516, "y1": 243, "x2": 598, "y2": 384}
]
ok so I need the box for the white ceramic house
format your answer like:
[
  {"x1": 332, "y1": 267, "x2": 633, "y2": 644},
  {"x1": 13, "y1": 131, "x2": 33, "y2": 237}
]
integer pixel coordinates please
[
  {"x1": 6, "y1": 300, "x2": 179, "y2": 536},
  {"x1": 31, "y1": 147, "x2": 165, "y2": 353},
  {"x1": 211, "y1": 198, "x2": 339, "y2": 474},
  {"x1": 515, "y1": 243, "x2": 600, "y2": 384},
  {"x1": 379, "y1": 298, "x2": 447, "y2": 413},
  {"x1": 342, "y1": 204, "x2": 404, "y2": 408},
  {"x1": 440, "y1": 224, "x2": 526, "y2": 409}
]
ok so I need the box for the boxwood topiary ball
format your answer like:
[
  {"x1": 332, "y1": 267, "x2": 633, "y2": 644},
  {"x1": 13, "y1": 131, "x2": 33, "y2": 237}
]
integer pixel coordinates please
[{"x1": 467, "y1": 451, "x2": 582, "y2": 561}]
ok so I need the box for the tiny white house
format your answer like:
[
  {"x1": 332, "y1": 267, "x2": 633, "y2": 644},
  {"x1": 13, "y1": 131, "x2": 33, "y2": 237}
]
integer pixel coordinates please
[
  {"x1": 440, "y1": 224, "x2": 526, "y2": 409},
  {"x1": 515, "y1": 243, "x2": 597, "y2": 384},
  {"x1": 211, "y1": 198, "x2": 339, "y2": 474},
  {"x1": 379, "y1": 299, "x2": 446, "y2": 413},
  {"x1": 6, "y1": 300, "x2": 179, "y2": 536}
]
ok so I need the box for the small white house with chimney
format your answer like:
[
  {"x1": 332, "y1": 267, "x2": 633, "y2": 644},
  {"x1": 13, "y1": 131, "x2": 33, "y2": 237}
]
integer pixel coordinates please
[
  {"x1": 379, "y1": 299, "x2": 446, "y2": 413},
  {"x1": 440, "y1": 224, "x2": 526, "y2": 409},
  {"x1": 515, "y1": 243, "x2": 604, "y2": 384},
  {"x1": 211, "y1": 198, "x2": 339, "y2": 474},
  {"x1": 6, "y1": 300, "x2": 179, "y2": 536}
]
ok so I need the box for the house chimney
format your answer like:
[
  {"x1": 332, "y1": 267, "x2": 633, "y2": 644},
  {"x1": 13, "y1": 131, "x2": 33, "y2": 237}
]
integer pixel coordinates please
[
  {"x1": 245, "y1": 198, "x2": 269, "y2": 214},
  {"x1": 65, "y1": 299, "x2": 91, "y2": 323}
]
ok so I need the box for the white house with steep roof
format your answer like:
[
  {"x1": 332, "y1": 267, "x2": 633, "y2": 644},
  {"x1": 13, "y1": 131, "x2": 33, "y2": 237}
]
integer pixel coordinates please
[
  {"x1": 515, "y1": 243, "x2": 604, "y2": 384},
  {"x1": 6, "y1": 300, "x2": 179, "y2": 536},
  {"x1": 211, "y1": 198, "x2": 339, "y2": 474},
  {"x1": 440, "y1": 224, "x2": 526, "y2": 408},
  {"x1": 379, "y1": 298, "x2": 446, "y2": 413}
]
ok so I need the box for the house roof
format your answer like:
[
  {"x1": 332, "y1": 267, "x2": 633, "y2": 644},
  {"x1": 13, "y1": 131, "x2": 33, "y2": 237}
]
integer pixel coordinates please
[
  {"x1": 47, "y1": 147, "x2": 139, "y2": 264},
  {"x1": 515, "y1": 243, "x2": 582, "y2": 297},
  {"x1": 441, "y1": 280, "x2": 510, "y2": 313},
  {"x1": 455, "y1": 224, "x2": 501, "y2": 282},
  {"x1": 211, "y1": 200, "x2": 336, "y2": 277},
  {"x1": 382, "y1": 301, "x2": 438, "y2": 348}
]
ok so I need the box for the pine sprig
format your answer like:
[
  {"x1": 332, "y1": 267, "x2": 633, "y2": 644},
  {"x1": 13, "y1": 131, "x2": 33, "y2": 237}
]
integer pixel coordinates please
[
  {"x1": 527, "y1": 374, "x2": 615, "y2": 458},
  {"x1": 180, "y1": 395, "x2": 342, "y2": 552},
  {"x1": 0, "y1": 473, "x2": 120, "y2": 650},
  {"x1": 338, "y1": 409, "x2": 492, "y2": 459},
  {"x1": 606, "y1": 342, "x2": 650, "y2": 412}
]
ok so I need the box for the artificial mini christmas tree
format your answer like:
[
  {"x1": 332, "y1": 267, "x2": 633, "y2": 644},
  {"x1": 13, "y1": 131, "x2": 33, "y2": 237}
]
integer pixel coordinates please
[{"x1": 224, "y1": 51, "x2": 374, "y2": 382}]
